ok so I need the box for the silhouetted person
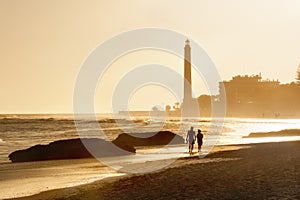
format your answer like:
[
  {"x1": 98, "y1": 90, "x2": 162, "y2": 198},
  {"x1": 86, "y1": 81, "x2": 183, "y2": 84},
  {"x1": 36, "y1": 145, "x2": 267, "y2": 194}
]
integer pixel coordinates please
[
  {"x1": 196, "y1": 129, "x2": 203, "y2": 152},
  {"x1": 186, "y1": 126, "x2": 195, "y2": 155}
]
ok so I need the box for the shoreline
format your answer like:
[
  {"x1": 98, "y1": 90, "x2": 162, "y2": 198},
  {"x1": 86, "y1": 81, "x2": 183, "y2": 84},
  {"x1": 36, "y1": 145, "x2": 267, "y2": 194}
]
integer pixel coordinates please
[
  {"x1": 13, "y1": 140, "x2": 300, "y2": 200},
  {"x1": 8, "y1": 144, "x2": 246, "y2": 200}
]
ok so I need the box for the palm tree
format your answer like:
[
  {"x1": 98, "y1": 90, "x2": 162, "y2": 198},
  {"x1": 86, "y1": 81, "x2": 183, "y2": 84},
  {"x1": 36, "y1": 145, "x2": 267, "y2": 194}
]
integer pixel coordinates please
[
  {"x1": 297, "y1": 63, "x2": 300, "y2": 84},
  {"x1": 152, "y1": 106, "x2": 159, "y2": 112},
  {"x1": 165, "y1": 105, "x2": 171, "y2": 112},
  {"x1": 174, "y1": 102, "x2": 180, "y2": 110}
]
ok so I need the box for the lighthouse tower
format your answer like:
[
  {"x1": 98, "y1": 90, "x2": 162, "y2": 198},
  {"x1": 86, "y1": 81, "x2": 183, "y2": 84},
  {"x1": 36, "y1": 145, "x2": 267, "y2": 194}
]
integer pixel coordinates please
[
  {"x1": 181, "y1": 39, "x2": 199, "y2": 117},
  {"x1": 183, "y1": 39, "x2": 192, "y2": 103}
]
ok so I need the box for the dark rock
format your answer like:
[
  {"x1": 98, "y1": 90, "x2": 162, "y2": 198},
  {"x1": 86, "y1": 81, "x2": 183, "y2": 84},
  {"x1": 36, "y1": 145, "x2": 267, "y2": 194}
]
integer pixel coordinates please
[
  {"x1": 112, "y1": 131, "x2": 184, "y2": 147},
  {"x1": 8, "y1": 131, "x2": 184, "y2": 163},
  {"x1": 244, "y1": 129, "x2": 300, "y2": 138},
  {"x1": 9, "y1": 138, "x2": 136, "y2": 163}
]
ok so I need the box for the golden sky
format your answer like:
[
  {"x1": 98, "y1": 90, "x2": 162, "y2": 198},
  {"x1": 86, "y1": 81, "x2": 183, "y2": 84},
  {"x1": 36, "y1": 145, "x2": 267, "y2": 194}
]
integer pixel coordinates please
[{"x1": 1, "y1": 0, "x2": 300, "y2": 113}]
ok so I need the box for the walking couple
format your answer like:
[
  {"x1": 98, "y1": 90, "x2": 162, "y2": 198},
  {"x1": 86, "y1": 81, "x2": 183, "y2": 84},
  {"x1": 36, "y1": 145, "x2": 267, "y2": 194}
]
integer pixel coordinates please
[{"x1": 186, "y1": 126, "x2": 203, "y2": 155}]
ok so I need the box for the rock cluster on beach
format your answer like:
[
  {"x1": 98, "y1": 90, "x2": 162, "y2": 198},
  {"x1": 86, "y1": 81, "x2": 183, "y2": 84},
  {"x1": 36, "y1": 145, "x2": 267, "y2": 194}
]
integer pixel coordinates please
[
  {"x1": 113, "y1": 131, "x2": 184, "y2": 146},
  {"x1": 244, "y1": 129, "x2": 300, "y2": 138},
  {"x1": 8, "y1": 138, "x2": 135, "y2": 162},
  {"x1": 8, "y1": 131, "x2": 184, "y2": 162}
]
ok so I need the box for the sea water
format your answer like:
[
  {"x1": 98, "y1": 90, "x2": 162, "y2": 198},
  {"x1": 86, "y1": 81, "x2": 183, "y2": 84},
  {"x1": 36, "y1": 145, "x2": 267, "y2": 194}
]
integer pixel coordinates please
[
  {"x1": 1, "y1": 114, "x2": 300, "y2": 163},
  {"x1": 1, "y1": 114, "x2": 300, "y2": 199}
]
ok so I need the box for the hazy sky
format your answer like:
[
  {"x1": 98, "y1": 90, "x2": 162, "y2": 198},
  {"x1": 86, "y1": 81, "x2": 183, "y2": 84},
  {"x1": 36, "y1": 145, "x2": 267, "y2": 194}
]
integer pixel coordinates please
[{"x1": 1, "y1": 0, "x2": 300, "y2": 113}]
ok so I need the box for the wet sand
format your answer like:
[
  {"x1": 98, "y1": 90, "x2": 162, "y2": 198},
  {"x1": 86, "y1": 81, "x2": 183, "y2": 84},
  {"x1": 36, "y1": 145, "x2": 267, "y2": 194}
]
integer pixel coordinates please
[
  {"x1": 15, "y1": 141, "x2": 300, "y2": 200},
  {"x1": 0, "y1": 158, "x2": 124, "y2": 199}
]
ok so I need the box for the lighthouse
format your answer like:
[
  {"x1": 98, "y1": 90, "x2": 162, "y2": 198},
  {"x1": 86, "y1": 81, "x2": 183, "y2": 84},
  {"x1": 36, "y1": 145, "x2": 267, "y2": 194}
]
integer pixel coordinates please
[
  {"x1": 183, "y1": 39, "x2": 192, "y2": 103},
  {"x1": 181, "y1": 39, "x2": 199, "y2": 117}
]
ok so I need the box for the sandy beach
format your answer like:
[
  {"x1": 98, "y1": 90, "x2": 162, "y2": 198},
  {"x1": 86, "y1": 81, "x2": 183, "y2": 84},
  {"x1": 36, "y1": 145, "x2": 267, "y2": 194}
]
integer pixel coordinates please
[
  {"x1": 14, "y1": 140, "x2": 300, "y2": 200},
  {"x1": 2, "y1": 0, "x2": 300, "y2": 199}
]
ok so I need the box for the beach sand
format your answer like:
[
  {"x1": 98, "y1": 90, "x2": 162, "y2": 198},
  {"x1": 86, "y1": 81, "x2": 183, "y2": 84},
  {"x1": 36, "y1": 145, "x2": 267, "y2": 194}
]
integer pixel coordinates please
[{"x1": 15, "y1": 140, "x2": 300, "y2": 200}]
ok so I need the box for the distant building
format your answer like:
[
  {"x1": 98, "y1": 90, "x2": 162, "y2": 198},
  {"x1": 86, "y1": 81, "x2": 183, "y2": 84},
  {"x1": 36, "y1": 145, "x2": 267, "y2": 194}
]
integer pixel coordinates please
[{"x1": 216, "y1": 74, "x2": 300, "y2": 118}]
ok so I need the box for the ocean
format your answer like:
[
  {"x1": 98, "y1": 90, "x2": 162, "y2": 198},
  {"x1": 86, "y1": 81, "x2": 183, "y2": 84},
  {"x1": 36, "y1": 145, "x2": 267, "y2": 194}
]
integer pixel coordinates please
[
  {"x1": 1, "y1": 114, "x2": 300, "y2": 164},
  {"x1": 1, "y1": 114, "x2": 300, "y2": 199}
]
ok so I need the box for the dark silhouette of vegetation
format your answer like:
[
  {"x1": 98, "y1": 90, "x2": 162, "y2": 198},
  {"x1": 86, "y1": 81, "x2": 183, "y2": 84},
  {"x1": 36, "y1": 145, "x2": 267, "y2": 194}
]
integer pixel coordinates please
[
  {"x1": 173, "y1": 102, "x2": 180, "y2": 110},
  {"x1": 165, "y1": 105, "x2": 171, "y2": 112},
  {"x1": 297, "y1": 63, "x2": 300, "y2": 83}
]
